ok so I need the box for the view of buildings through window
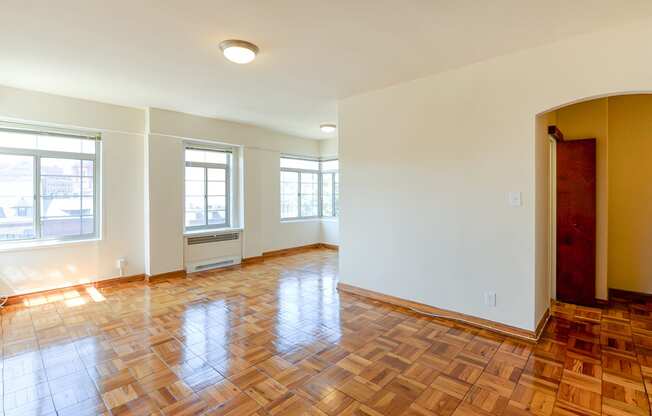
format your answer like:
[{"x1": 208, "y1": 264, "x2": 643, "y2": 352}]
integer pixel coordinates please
[
  {"x1": 0, "y1": 128, "x2": 99, "y2": 242},
  {"x1": 280, "y1": 157, "x2": 339, "y2": 219},
  {"x1": 184, "y1": 147, "x2": 230, "y2": 231}
]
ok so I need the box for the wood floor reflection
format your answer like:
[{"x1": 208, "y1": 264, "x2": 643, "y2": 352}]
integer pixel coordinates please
[{"x1": 1, "y1": 248, "x2": 651, "y2": 416}]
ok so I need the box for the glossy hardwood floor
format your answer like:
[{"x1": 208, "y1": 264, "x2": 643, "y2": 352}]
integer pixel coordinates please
[{"x1": 1, "y1": 248, "x2": 651, "y2": 416}]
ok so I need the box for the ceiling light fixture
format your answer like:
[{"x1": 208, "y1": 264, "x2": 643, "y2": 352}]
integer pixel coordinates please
[
  {"x1": 320, "y1": 123, "x2": 336, "y2": 133},
  {"x1": 219, "y1": 39, "x2": 259, "y2": 64}
]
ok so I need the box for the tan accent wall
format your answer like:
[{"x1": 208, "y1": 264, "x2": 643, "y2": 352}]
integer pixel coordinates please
[{"x1": 607, "y1": 95, "x2": 652, "y2": 294}]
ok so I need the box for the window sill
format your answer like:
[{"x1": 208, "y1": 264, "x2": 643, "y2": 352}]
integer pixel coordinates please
[
  {"x1": 0, "y1": 237, "x2": 101, "y2": 253},
  {"x1": 183, "y1": 227, "x2": 243, "y2": 238},
  {"x1": 320, "y1": 217, "x2": 339, "y2": 223},
  {"x1": 280, "y1": 218, "x2": 321, "y2": 224}
]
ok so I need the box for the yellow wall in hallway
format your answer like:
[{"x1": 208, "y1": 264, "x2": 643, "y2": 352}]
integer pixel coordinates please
[{"x1": 608, "y1": 95, "x2": 652, "y2": 294}]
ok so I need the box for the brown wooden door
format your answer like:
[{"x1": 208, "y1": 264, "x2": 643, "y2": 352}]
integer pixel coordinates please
[{"x1": 556, "y1": 139, "x2": 596, "y2": 306}]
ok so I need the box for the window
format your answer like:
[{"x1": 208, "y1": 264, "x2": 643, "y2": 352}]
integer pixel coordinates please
[
  {"x1": 280, "y1": 157, "x2": 320, "y2": 219},
  {"x1": 0, "y1": 126, "x2": 100, "y2": 243},
  {"x1": 280, "y1": 157, "x2": 339, "y2": 220},
  {"x1": 321, "y1": 159, "x2": 339, "y2": 217},
  {"x1": 184, "y1": 147, "x2": 231, "y2": 231}
]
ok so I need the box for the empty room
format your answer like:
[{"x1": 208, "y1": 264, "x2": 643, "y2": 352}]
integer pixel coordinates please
[{"x1": 1, "y1": 1, "x2": 652, "y2": 415}]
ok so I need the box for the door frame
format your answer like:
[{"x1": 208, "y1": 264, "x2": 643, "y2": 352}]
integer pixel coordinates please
[{"x1": 548, "y1": 135, "x2": 557, "y2": 300}]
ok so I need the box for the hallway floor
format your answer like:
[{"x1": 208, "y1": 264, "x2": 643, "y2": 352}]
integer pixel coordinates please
[{"x1": 1, "y1": 249, "x2": 650, "y2": 416}]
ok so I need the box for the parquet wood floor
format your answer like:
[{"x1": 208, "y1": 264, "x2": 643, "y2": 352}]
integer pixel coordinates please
[{"x1": 1, "y1": 249, "x2": 651, "y2": 416}]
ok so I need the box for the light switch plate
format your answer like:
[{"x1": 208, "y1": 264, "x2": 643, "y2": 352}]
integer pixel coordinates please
[{"x1": 508, "y1": 191, "x2": 522, "y2": 207}]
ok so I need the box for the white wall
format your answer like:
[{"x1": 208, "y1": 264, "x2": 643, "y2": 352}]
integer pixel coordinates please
[
  {"x1": 0, "y1": 88, "x2": 325, "y2": 293},
  {"x1": 146, "y1": 108, "x2": 322, "y2": 274},
  {"x1": 0, "y1": 86, "x2": 146, "y2": 295},
  {"x1": 339, "y1": 17, "x2": 652, "y2": 331}
]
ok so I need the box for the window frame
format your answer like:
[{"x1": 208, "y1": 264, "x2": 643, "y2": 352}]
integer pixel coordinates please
[
  {"x1": 320, "y1": 159, "x2": 339, "y2": 218},
  {"x1": 0, "y1": 134, "x2": 101, "y2": 245},
  {"x1": 280, "y1": 156, "x2": 321, "y2": 220},
  {"x1": 280, "y1": 156, "x2": 339, "y2": 221},
  {"x1": 184, "y1": 145, "x2": 232, "y2": 232}
]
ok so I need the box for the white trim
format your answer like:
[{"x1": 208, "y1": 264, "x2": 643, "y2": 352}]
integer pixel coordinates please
[
  {"x1": 183, "y1": 227, "x2": 243, "y2": 238},
  {"x1": 0, "y1": 237, "x2": 101, "y2": 253},
  {"x1": 548, "y1": 135, "x2": 557, "y2": 300}
]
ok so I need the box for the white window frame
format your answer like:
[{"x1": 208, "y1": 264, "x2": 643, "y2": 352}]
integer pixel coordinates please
[
  {"x1": 0, "y1": 126, "x2": 101, "y2": 245},
  {"x1": 320, "y1": 159, "x2": 338, "y2": 218},
  {"x1": 280, "y1": 156, "x2": 339, "y2": 220},
  {"x1": 184, "y1": 144, "x2": 232, "y2": 232},
  {"x1": 280, "y1": 156, "x2": 320, "y2": 220}
]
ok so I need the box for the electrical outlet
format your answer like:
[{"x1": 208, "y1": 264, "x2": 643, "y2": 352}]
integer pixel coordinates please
[{"x1": 484, "y1": 292, "x2": 496, "y2": 307}]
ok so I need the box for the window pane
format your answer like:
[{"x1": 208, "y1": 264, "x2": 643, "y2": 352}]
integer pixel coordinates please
[
  {"x1": 281, "y1": 171, "x2": 299, "y2": 218},
  {"x1": 208, "y1": 210, "x2": 226, "y2": 225},
  {"x1": 82, "y1": 177, "x2": 94, "y2": 196},
  {"x1": 0, "y1": 131, "x2": 37, "y2": 150},
  {"x1": 185, "y1": 149, "x2": 228, "y2": 164},
  {"x1": 207, "y1": 169, "x2": 225, "y2": 181},
  {"x1": 300, "y1": 172, "x2": 318, "y2": 217},
  {"x1": 207, "y1": 196, "x2": 226, "y2": 211},
  {"x1": 37, "y1": 135, "x2": 95, "y2": 154},
  {"x1": 321, "y1": 160, "x2": 339, "y2": 171},
  {"x1": 82, "y1": 160, "x2": 94, "y2": 176},
  {"x1": 41, "y1": 158, "x2": 82, "y2": 176},
  {"x1": 81, "y1": 197, "x2": 93, "y2": 215},
  {"x1": 185, "y1": 196, "x2": 205, "y2": 227},
  {"x1": 41, "y1": 196, "x2": 85, "y2": 238},
  {"x1": 185, "y1": 181, "x2": 204, "y2": 197},
  {"x1": 41, "y1": 176, "x2": 81, "y2": 197},
  {"x1": 185, "y1": 166, "x2": 204, "y2": 181},
  {"x1": 207, "y1": 181, "x2": 225, "y2": 196},
  {"x1": 0, "y1": 130, "x2": 95, "y2": 154},
  {"x1": 81, "y1": 216, "x2": 95, "y2": 234},
  {"x1": 280, "y1": 157, "x2": 319, "y2": 171},
  {"x1": 42, "y1": 218, "x2": 81, "y2": 238},
  {"x1": 41, "y1": 197, "x2": 81, "y2": 218},
  {"x1": 334, "y1": 173, "x2": 339, "y2": 216},
  {"x1": 0, "y1": 154, "x2": 35, "y2": 241},
  {"x1": 322, "y1": 173, "x2": 333, "y2": 217}
]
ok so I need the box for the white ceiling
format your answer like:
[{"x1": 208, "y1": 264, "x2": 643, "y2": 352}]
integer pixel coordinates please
[{"x1": 2, "y1": 1, "x2": 652, "y2": 139}]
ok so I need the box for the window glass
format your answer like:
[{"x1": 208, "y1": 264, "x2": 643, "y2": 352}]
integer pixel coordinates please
[
  {"x1": 280, "y1": 157, "x2": 319, "y2": 171},
  {"x1": 322, "y1": 160, "x2": 339, "y2": 171},
  {"x1": 185, "y1": 149, "x2": 228, "y2": 164},
  {"x1": 40, "y1": 157, "x2": 95, "y2": 238},
  {"x1": 334, "y1": 172, "x2": 340, "y2": 216},
  {"x1": 322, "y1": 173, "x2": 334, "y2": 217},
  {"x1": 0, "y1": 129, "x2": 99, "y2": 244},
  {"x1": 184, "y1": 147, "x2": 230, "y2": 230},
  {"x1": 0, "y1": 131, "x2": 37, "y2": 150},
  {"x1": 300, "y1": 172, "x2": 319, "y2": 217},
  {"x1": 280, "y1": 171, "x2": 299, "y2": 218},
  {"x1": 0, "y1": 154, "x2": 35, "y2": 241},
  {"x1": 280, "y1": 157, "x2": 339, "y2": 219}
]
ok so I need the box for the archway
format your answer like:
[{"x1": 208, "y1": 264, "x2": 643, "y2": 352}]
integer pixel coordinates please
[{"x1": 536, "y1": 93, "x2": 652, "y2": 307}]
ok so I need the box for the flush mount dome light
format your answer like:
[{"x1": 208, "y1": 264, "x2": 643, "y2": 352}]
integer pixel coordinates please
[
  {"x1": 320, "y1": 123, "x2": 336, "y2": 133},
  {"x1": 219, "y1": 39, "x2": 259, "y2": 64}
]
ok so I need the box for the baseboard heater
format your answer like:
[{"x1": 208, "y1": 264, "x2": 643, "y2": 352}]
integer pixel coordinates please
[{"x1": 184, "y1": 231, "x2": 242, "y2": 273}]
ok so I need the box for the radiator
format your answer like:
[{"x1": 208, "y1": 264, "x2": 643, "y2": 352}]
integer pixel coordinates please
[{"x1": 184, "y1": 231, "x2": 242, "y2": 273}]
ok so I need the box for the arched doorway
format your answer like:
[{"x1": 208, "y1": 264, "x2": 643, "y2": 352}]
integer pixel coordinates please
[{"x1": 538, "y1": 93, "x2": 652, "y2": 305}]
